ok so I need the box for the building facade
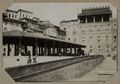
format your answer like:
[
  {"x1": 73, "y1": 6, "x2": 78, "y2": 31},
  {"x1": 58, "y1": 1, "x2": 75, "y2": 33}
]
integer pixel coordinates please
[
  {"x1": 60, "y1": 20, "x2": 80, "y2": 43},
  {"x1": 3, "y1": 9, "x2": 33, "y2": 20},
  {"x1": 60, "y1": 6, "x2": 117, "y2": 57},
  {"x1": 44, "y1": 25, "x2": 66, "y2": 40},
  {"x1": 3, "y1": 9, "x2": 67, "y2": 57}
]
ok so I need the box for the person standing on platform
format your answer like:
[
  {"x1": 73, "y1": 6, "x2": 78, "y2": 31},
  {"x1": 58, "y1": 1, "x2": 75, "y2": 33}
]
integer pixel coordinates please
[
  {"x1": 33, "y1": 56, "x2": 37, "y2": 63},
  {"x1": 27, "y1": 51, "x2": 32, "y2": 64}
]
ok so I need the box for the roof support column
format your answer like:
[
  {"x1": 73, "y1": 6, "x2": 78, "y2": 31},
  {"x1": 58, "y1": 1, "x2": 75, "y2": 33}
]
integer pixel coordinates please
[
  {"x1": 38, "y1": 46, "x2": 41, "y2": 56},
  {"x1": 85, "y1": 16, "x2": 88, "y2": 23},
  {"x1": 52, "y1": 41, "x2": 55, "y2": 56},
  {"x1": 7, "y1": 43, "x2": 10, "y2": 56},
  {"x1": 41, "y1": 47, "x2": 44, "y2": 56},
  {"x1": 48, "y1": 47, "x2": 51, "y2": 56},
  {"x1": 44, "y1": 40, "x2": 48, "y2": 56},
  {"x1": 70, "y1": 45, "x2": 72, "y2": 56},
  {"x1": 93, "y1": 16, "x2": 95, "y2": 23},
  {"x1": 58, "y1": 42, "x2": 62, "y2": 56},
  {"x1": 101, "y1": 16, "x2": 103, "y2": 22},
  {"x1": 63, "y1": 43, "x2": 67, "y2": 56},
  {"x1": 33, "y1": 39, "x2": 38, "y2": 56},
  {"x1": 18, "y1": 37, "x2": 22, "y2": 56},
  {"x1": 74, "y1": 47, "x2": 77, "y2": 56}
]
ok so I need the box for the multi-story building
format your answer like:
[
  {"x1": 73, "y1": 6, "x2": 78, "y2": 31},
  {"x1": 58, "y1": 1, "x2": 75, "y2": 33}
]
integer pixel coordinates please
[
  {"x1": 44, "y1": 23, "x2": 66, "y2": 40},
  {"x1": 4, "y1": 9, "x2": 18, "y2": 19},
  {"x1": 2, "y1": 9, "x2": 33, "y2": 32},
  {"x1": 17, "y1": 9, "x2": 33, "y2": 19},
  {"x1": 3, "y1": 9, "x2": 33, "y2": 20},
  {"x1": 2, "y1": 9, "x2": 67, "y2": 57},
  {"x1": 60, "y1": 20, "x2": 80, "y2": 43},
  {"x1": 2, "y1": 13, "x2": 27, "y2": 32},
  {"x1": 20, "y1": 18, "x2": 44, "y2": 33},
  {"x1": 60, "y1": 6, "x2": 117, "y2": 57}
]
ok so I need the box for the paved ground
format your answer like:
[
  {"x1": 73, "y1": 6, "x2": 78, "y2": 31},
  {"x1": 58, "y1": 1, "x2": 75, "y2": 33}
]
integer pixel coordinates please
[{"x1": 70, "y1": 57, "x2": 117, "y2": 81}]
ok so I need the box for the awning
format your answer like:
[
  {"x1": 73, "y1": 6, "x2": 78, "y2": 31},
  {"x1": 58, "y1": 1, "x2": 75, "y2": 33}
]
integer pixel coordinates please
[
  {"x1": 3, "y1": 30, "x2": 86, "y2": 47},
  {"x1": 3, "y1": 30, "x2": 44, "y2": 38}
]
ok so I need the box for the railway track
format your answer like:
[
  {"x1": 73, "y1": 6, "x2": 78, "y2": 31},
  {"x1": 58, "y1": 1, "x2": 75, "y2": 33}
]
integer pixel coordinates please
[{"x1": 5, "y1": 55, "x2": 104, "y2": 81}]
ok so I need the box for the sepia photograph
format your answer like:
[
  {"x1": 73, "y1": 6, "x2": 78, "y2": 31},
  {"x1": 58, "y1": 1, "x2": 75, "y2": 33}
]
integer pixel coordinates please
[{"x1": 2, "y1": 3, "x2": 118, "y2": 82}]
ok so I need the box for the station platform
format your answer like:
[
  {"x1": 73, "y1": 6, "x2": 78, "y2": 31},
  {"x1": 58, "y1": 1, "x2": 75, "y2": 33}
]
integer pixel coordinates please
[{"x1": 3, "y1": 56, "x2": 73, "y2": 68}]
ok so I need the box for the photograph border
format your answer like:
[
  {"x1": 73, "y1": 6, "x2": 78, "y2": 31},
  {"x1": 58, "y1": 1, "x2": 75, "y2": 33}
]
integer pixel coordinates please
[{"x1": 0, "y1": 0, "x2": 120, "y2": 84}]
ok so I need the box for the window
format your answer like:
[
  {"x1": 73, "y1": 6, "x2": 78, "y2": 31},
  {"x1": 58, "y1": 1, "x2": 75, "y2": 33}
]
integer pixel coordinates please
[
  {"x1": 82, "y1": 39, "x2": 85, "y2": 42},
  {"x1": 68, "y1": 38, "x2": 70, "y2": 41},
  {"x1": 97, "y1": 36, "x2": 100, "y2": 38},
  {"x1": 106, "y1": 35, "x2": 109, "y2": 38},
  {"x1": 106, "y1": 45, "x2": 109, "y2": 48},
  {"x1": 97, "y1": 39, "x2": 101, "y2": 42},
  {"x1": 4, "y1": 48, "x2": 6, "y2": 52},
  {"x1": 12, "y1": 14, "x2": 14, "y2": 18},
  {"x1": 87, "y1": 16, "x2": 93, "y2": 23},
  {"x1": 114, "y1": 36, "x2": 116, "y2": 39},
  {"x1": 98, "y1": 45, "x2": 101, "y2": 48},
  {"x1": 89, "y1": 36, "x2": 92, "y2": 39},
  {"x1": 95, "y1": 15, "x2": 102, "y2": 22},
  {"x1": 90, "y1": 45, "x2": 92, "y2": 48}
]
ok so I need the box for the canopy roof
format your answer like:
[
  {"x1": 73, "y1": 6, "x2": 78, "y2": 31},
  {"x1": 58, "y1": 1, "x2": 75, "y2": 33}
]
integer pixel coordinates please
[{"x1": 3, "y1": 30, "x2": 86, "y2": 47}]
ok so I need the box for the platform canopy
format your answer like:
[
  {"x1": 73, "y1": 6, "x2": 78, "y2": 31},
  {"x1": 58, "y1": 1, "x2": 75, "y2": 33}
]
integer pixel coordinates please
[{"x1": 3, "y1": 30, "x2": 86, "y2": 48}]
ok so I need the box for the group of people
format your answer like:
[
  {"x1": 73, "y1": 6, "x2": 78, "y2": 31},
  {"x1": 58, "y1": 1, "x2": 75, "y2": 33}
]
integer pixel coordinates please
[{"x1": 27, "y1": 51, "x2": 37, "y2": 64}]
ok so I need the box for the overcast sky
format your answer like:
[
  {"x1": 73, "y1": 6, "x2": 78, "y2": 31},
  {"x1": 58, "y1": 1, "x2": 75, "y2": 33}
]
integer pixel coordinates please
[{"x1": 8, "y1": 3, "x2": 117, "y2": 26}]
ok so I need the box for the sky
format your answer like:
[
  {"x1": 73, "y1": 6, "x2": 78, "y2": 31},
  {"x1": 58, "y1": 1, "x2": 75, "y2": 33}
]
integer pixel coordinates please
[{"x1": 8, "y1": 3, "x2": 117, "y2": 26}]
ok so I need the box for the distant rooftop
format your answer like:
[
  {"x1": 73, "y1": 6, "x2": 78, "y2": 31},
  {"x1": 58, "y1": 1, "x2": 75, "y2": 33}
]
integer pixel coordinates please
[
  {"x1": 6, "y1": 9, "x2": 17, "y2": 13},
  {"x1": 18, "y1": 9, "x2": 33, "y2": 13},
  {"x1": 60, "y1": 19, "x2": 77, "y2": 23},
  {"x1": 6, "y1": 9, "x2": 33, "y2": 13},
  {"x1": 79, "y1": 6, "x2": 112, "y2": 16}
]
